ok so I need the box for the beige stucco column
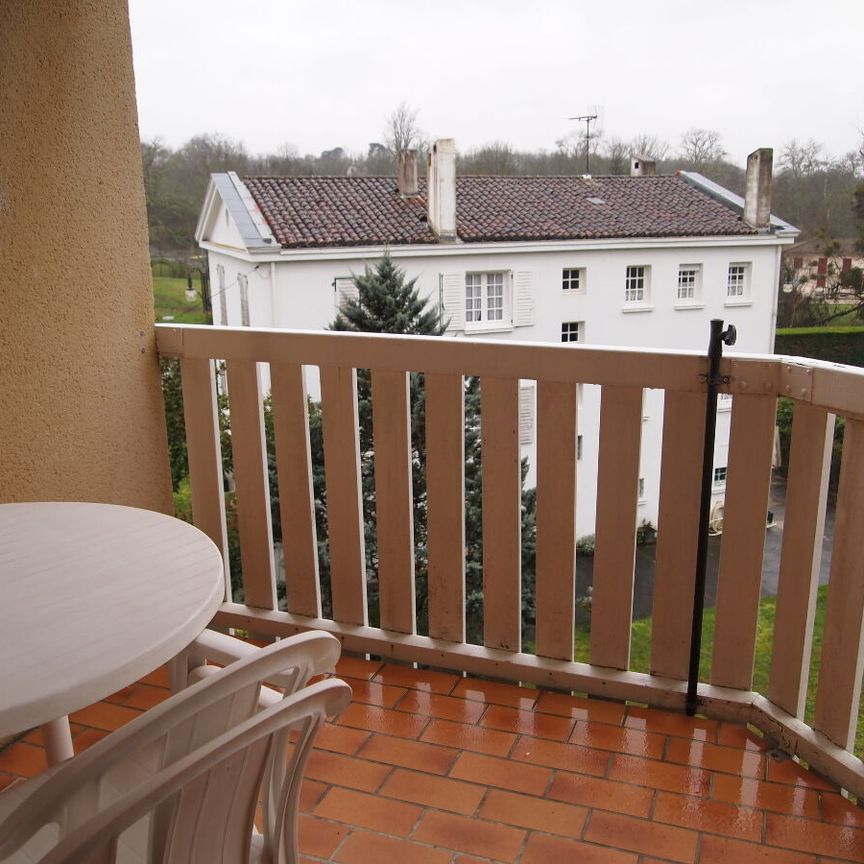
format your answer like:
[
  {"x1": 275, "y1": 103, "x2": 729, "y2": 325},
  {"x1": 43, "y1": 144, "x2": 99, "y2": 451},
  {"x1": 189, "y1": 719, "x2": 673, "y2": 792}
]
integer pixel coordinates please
[{"x1": 0, "y1": 1, "x2": 173, "y2": 512}]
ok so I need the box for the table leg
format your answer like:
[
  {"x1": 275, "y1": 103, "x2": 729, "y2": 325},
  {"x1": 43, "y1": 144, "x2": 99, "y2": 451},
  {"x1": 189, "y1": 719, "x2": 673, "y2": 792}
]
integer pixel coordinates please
[{"x1": 42, "y1": 716, "x2": 74, "y2": 764}]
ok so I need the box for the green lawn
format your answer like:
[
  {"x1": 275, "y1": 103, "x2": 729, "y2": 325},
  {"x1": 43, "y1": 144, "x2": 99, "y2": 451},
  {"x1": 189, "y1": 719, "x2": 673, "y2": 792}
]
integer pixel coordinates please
[
  {"x1": 153, "y1": 275, "x2": 209, "y2": 325},
  {"x1": 573, "y1": 586, "x2": 864, "y2": 755}
]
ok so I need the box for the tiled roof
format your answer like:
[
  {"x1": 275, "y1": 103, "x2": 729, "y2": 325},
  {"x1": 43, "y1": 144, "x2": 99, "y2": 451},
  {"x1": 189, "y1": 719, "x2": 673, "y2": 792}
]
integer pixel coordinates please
[{"x1": 242, "y1": 174, "x2": 757, "y2": 249}]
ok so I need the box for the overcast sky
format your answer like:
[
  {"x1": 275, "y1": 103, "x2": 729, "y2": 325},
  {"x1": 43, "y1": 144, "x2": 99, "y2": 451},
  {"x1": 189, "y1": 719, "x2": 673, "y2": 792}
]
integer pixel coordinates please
[{"x1": 129, "y1": 0, "x2": 863, "y2": 168}]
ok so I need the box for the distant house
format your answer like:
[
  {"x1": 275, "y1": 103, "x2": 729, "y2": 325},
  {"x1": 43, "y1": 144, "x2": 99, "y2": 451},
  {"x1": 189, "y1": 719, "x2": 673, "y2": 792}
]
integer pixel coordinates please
[
  {"x1": 782, "y1": 238, "x2": 864, "y2": 296},
  {"x1": 196, "y1": 142, "x2": 798, "y2": 536}
]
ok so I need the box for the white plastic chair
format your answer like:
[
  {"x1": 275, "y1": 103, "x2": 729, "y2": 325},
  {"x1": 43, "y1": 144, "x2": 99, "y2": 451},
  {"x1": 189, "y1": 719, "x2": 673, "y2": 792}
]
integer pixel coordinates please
[
  {"x1": 0, "y1": 638, "x2": 351, "y2": 864},
  {"x1": 169, "y1": 629, "x2": 338, "y2": 708}
]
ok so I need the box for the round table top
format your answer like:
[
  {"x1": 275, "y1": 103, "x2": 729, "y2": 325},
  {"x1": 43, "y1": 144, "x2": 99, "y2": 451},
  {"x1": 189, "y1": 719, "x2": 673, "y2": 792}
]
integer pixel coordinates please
[{"x1": 0, "y1": 502, "x2": 225, "y2": 736}]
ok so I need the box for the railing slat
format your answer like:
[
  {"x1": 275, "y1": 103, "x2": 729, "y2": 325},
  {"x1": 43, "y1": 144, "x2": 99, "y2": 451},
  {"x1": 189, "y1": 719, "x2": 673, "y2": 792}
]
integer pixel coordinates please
[
  {"x1": 225, "y1": 359, "x2": 276, "y2": 609},
  {"x1": 815, "y1": 417, "x2": 864, "y2": 749},
  {"x1": 481, "y1": 377, "x2": 522, "y2": 652},
  {"x1": 320, "y1": 365, "x2": 367, "y2": 625},
  {"x1": 591, "y1": 386, "x2": 643, "y2": 670},
  {"x1": 180, "y1": 358, "x2": 230, "y2": 600},
  {"x1": 769, "y1": 404, "x2": 834, "y2": 717},
  {"x1": 372, "y1": 369, "x2": 415, "y2": 634},
  {"x1": 534, "y1": 381, "x2": 578, "y2": 661},
  {"x1": 426, "y1": 373, "x2": 465, "y2": 642},
  {"x1": 711, "y1": 394, "x2": 776, "y2": 689},
  {"x1": 652, "y1": 390, "x2": 705, "y2": 679},
  {"x1": 270, "y1": 362, "x2": 320, "y2": 618}
]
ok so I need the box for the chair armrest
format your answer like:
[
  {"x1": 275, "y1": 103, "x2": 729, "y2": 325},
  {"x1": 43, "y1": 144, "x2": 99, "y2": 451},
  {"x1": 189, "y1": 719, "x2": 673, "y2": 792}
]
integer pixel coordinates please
[{"x1": 176, "y1": 629, "x2": 340, "y2": 694}]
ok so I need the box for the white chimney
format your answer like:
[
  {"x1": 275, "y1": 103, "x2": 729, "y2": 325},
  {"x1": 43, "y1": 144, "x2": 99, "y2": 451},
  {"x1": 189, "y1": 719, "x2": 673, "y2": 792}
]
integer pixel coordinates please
[
  {"x1": 743, "y1": 148, "x2": 773, "y2": 230},
  {"x1": 397, "y1": 149, "x2": 418, "y2": 197},
  {"x1": 630, "y1": 157, "x2": 656, "y2": 177},
  {"x1": 427, "y1": 139, "x2": 457, "y2": 240}
]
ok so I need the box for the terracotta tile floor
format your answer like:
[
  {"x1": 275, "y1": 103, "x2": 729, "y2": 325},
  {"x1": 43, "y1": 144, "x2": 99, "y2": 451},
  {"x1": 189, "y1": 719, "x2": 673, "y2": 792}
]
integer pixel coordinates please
[{"x1": 2, "y1": 654, "x2": 864, "y2": 862}]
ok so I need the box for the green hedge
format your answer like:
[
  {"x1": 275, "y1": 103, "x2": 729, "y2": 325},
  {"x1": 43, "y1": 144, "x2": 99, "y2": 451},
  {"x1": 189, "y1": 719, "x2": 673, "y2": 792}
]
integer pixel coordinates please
[{"x1": 774, "y1": 327, "x2": 864, "y2": 367}]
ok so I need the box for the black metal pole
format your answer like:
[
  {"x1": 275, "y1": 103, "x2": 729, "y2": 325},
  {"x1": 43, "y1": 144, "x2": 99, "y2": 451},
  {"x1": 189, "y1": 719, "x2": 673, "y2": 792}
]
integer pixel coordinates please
[{"x1": 686, "y1": 318, "x2": 736, "y2": 716}]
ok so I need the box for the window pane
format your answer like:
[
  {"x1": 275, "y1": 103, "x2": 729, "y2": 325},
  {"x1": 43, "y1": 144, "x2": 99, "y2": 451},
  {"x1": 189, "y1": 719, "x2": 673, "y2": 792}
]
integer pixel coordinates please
[
  {"x1": 465, "y1": 281, "x2": 481, "y2": 321},
  {"x1": 561, "y1": 321, "x2": 580, "y2": 342},
  {"x1": 625, "y1": 266, "x2": 645, "y2": 302},
  {"x1": 678, "y1": 268, "x2": 696, "y2": 300},
  {"x1": 727, "y1": 265, "x2": 746, "y2": 296},
  {"x1": 487, "y1": 276, "x2": 504, "y2": 320},
  {"x1": 563, "y1": 268, "x2": 580, "y2": 290}
]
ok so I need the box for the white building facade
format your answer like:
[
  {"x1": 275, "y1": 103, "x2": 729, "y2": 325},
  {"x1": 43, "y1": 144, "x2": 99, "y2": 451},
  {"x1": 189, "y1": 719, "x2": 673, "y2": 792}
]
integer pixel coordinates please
[{"x1": 196, "y1": 145, "x2": 797, "y2": 538}]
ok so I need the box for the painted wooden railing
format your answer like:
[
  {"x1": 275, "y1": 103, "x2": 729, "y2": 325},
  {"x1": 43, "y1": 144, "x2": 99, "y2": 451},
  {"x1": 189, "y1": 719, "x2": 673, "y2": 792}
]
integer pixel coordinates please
[{"x1": 156, "y1": 324, "x2": 864, "y2": 797}]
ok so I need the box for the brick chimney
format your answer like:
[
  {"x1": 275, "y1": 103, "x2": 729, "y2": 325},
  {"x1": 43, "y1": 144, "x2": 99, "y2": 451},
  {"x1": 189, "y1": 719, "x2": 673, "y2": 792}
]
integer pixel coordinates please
[
  {"x1": 743, "y1": 148, "x2": 773, "y2": 230},
  {"x1": 630, "y1": 157, "x2": 656, "y2": 176},
  {"x1": 427, "y1": 139, "x2": 457, "y2": 240},
  {"x1": 397, "y1": 149, "x2": 418, "y2": 197}
]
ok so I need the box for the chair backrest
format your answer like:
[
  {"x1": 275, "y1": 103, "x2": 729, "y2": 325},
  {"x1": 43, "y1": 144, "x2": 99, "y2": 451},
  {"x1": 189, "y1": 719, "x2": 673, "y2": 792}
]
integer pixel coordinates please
[
  {"x1": 176, "y1": 628, "x2": 341, "y2": 695},
  {"x1": 40, "y1": 680, "x2": 351, "y2": 864},
  {"x1": 0, "y1": 633, "x2": 346, "y2": 864}
]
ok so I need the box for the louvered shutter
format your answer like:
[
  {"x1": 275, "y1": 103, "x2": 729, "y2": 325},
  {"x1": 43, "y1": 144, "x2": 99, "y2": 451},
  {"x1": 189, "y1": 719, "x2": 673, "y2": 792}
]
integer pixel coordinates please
[
  {"x1": 440, "y1": 272, "x2": 464, "y2": 331},
  {"x1": 239, "y1": 273, "x2": 250, "y2": 327},
  {"x1": 513, "y1": 271, "x2": 535, "y2": 326},
  {"x1": 334, "y1": 277, "x2": 359, "y2": 311},
  {"x1": 519, "y1": 382, "x2": 535, "y2": 445}
]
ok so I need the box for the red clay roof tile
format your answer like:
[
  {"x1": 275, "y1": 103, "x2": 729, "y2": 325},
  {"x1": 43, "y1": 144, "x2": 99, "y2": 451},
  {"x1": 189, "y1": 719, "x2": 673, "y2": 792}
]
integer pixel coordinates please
[{"x1": 241, "y1": 174, "x2": 756, "y2": 249}]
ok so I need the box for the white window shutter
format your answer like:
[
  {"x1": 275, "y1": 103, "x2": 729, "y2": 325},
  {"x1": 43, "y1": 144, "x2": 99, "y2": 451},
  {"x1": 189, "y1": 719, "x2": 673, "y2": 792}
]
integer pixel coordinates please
[
  {"x1": 334, "y1": 277, "x2": 359, "y2": 312},
  {"x1": 440, "y1": 272, "x2": 464, "y2": 331},
  {"x1": 513, "y1": 271, "x2": 535, "y2": 326},
  {"x1": 239, "y1": 273, "x2": 250, "y2": 327},
  {"x1": 519, "y1": 382, "x2": 535, "y2": 445}
]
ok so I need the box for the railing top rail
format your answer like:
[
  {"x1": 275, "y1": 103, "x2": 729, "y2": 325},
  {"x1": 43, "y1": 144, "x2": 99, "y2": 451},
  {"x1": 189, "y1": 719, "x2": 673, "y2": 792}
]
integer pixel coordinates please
[
  {"x1": 155, "y1": 324, "x2": 864, "y2": 416},
  {"x1": 156, "y1": 324, "x2": 708, "y2": 392}
]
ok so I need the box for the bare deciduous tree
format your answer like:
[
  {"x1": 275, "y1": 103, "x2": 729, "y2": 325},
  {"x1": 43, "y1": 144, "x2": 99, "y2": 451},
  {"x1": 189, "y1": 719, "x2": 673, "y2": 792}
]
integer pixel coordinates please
[
  {"x1": 780, "y1": 139, "x2": 825, "y2": 177},
  {"x1": 459, "y1": 142, "x2": 518, "y2": 175},
  {"x1": 384, "y1": 102, "x2": 422, "y2": 155},
  {"x1": 603, "y1": 136, "x2": 630, "y2": 174},
  {"x1": 679, "y1": 128, "x2": 726, "y2": 167},
  {"x1": 629, "y1": 134, "x2": 670, "y2": 161},
  {"x1": 555, "y1": 127, "x2": 603, "y2": 159}
]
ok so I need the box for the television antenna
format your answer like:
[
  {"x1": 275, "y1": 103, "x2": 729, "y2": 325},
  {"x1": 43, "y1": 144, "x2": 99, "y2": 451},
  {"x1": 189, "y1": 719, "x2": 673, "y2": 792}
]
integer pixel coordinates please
[{"x1": 568, "y1": 113, "x2": 598, "y2": 174}]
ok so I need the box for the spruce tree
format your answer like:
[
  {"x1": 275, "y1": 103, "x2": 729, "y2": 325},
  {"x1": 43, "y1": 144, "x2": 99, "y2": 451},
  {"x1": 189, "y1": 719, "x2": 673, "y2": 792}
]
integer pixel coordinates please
[
  {"x1": 313, "y1": 253, "x2": 536, "y2": 642},
  {"x1": 325, "y1": 254, "x2": 444, "y2": 627},
  {"x1": 331, "y1": 254, "x2": 445, "y2": 336}
]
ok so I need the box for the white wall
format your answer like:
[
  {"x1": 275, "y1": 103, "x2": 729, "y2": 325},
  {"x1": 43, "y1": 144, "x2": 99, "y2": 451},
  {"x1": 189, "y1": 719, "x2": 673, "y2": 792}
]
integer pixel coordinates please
[{"x1": 206, "y1": 237, "x2": 782, "y2": 538}]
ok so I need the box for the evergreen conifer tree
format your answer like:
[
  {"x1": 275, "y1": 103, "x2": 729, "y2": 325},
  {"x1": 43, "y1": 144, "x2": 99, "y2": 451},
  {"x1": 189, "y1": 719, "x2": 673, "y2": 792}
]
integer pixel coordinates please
[
  {"x1": 325, "y1": 254, "x2": 443, "y2": 626},
  {"x1": 310, "y1": 253, "x2": 536, "y2": 641},
  {"x1": 331, "y1": 254, "x2": 445, "y2": 336}
]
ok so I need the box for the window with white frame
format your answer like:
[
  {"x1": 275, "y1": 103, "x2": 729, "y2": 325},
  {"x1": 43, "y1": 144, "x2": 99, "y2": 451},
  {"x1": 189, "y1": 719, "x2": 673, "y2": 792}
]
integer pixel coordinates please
[
  {"x1": 638, "y1": 477, "x2": 646, "y2": 500},
  {"x1": 561, "y1": 321, "x2": 583, "y2": 343},
  {"x1": 713, "y1": 466, "x2": 727, "y2": 488},
  {"x1": 677, "y1": 265, "x2": 702, "y2": 302},
  {"x1": 562, "y1": 267, "x2": 584, "y2": 292},
  {"x1": 465, "y1": 272, "x2": 507, "y2": 325},
  {"x1": 625, "y1": 265, "x2": 649, "y2": 303},
  {"x1": 727, "y1": 263, "x2": 750, "y2": 298},
  {"x1": 577, "y1": 435, "x2": 583, "y2": 460},
  {"x1": 238, "y1": 273, "x2": 250, "y2": 327}
]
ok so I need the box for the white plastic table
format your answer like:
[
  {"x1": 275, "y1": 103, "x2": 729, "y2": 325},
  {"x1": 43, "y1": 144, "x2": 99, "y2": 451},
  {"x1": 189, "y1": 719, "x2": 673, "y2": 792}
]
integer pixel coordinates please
[{"x1": 0, "y1": 502, "x2": 225, "y2": 763}]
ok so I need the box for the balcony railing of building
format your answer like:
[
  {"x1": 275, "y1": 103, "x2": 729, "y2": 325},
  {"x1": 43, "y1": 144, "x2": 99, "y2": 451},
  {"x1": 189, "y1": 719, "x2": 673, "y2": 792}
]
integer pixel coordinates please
[{"x1": 156, "y1": 323, "x2": 864, "y2": 800}]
